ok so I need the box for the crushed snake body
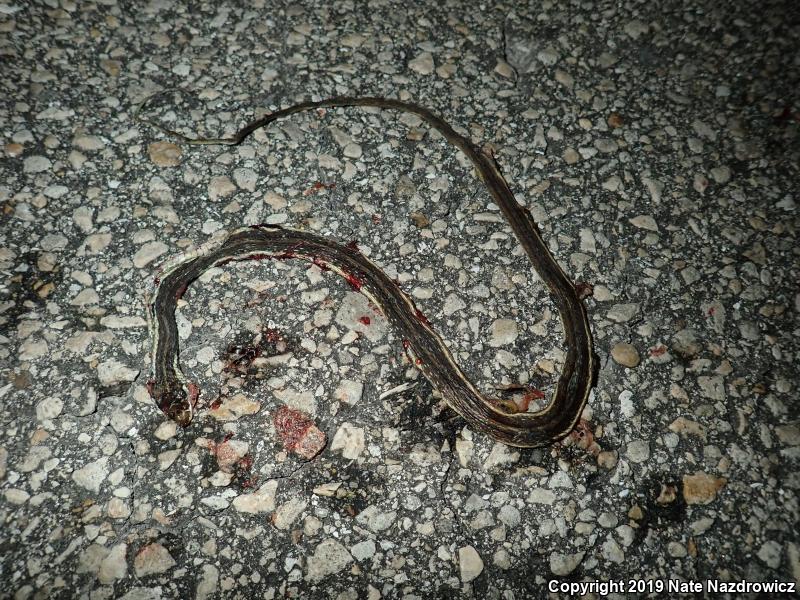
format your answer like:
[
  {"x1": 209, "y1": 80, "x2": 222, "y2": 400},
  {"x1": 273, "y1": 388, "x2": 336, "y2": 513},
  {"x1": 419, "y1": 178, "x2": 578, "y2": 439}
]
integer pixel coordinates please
[{"x1": 143, "y1": 96, "x2": 595, "y2": 447}]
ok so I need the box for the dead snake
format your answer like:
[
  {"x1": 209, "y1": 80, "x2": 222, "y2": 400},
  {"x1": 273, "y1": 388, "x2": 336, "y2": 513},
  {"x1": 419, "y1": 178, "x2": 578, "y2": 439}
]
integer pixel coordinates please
[{"x1": 142, "y1": 96, "x2": 595, "y2": 447}]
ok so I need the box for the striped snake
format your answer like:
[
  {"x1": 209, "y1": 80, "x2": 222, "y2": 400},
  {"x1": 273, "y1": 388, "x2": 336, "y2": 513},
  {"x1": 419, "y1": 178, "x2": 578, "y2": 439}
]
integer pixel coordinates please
[{"x1": 141, "y1": 96, "x2": 596, "y2": 447}]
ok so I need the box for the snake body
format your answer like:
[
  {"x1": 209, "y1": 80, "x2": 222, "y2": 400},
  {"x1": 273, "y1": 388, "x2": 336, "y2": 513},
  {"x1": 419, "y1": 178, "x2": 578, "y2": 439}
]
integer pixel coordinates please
[{"x1": 145, "y1": 96, "x2": 595, "y2": 447}]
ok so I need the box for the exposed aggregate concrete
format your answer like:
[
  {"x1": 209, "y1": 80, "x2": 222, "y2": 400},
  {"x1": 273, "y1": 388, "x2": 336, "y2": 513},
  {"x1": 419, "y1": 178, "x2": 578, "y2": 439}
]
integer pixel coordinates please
[{"x1": 1, "y1": 1, "x2": 798, "y2": 598}]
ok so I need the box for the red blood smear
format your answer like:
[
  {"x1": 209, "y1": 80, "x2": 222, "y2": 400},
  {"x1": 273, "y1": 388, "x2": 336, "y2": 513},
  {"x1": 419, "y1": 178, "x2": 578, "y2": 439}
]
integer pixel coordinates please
[
  {"x1": 210, "y1": 398, "x2": 223, "y2": 410},
  {"x1": 415, "y1": 309, "x2": 431, "y2": 326},
  {"x1": 344, "y1": 271, "x2": 363, "y2": 291},
  {"x1": 415, "y1": 358, "x2": 422, "y2": 365},
  {"x1": 346, "y1": 240, "x2": 359, "y2": 252},
  {"x1": 650, "y1": 345, "x2": 667, "y2": 357},
  {"x1": 153, "y1": 277, "x2": 160, "y2": 285},
  {"x1": 707, "y1": 306, "x2": 716, "y2": 317},
  {"x1": 265, "y1": 328, "x2": 282, "y2": 343},
  {"x1": 238, "y1": 454, "x2": 253, "y2": 470},
  {"x1": 524, "y1": 388, "x2": 546, "y2": 400},
  {"x1": 276, "y1": 251, "x2": 296, "y2": 260},
  {"x1": 249, "y1": 253, "x2": 271, "y2": 261},
  {"x1": 359, "y1": 316, "x2": 371, "y2": 325},
  {"x1": 273, "y1": 405, "x2": 315, "y2": 452},
  {"x1": 146, "y1": 379, "x2": 156, "y2": 397},
  {"x1": 312, "y1": 256, "x2": 329, "y2": 271},
  {"x1": 223, "y1": 431, "x2": 234, "y2": 442},
  {"x1": 402, "y1": 339, "x2": 410, "y2": 349},
  {"x1": 187, "y1": 382, "x2": 200, "y2": 406},
  {"x1": 175, "y1": 282, "x2": 189, "y2": 300}
]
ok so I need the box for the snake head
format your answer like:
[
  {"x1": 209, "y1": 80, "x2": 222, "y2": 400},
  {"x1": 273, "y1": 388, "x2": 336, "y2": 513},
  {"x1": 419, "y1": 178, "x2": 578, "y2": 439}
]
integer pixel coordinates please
[{"x1": 149, "y1": 380, "x2": 194, "y2": 427}]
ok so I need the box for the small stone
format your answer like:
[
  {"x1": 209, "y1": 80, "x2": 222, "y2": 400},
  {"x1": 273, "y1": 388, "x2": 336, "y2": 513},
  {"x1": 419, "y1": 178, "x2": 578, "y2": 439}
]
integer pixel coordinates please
[
  {"x1": 498, "y1": 505, "x2": 521, "y2": 528},
  {"x1": 489, "y1": 319, "x2": 518, "y2": 347},
  {"x1": 483, "y1": 443, "x2": 519, "y2": 470},
  {"x1": 629, "y1": 215, "x2": 659, "y2": 231},
  {"x1": 611, "y1": 342, "x2": 640, "y2": 367},
  {"x1": 134, "y1": 543, "x2": 176, "y2": 577},
  {"x1": 669, "y1": 417, "x2": 707, "y2": 441},
  {"x1": 642, "y1": 176, "x2": 664, "y2": 202},
  {"x1": 330, "y1": 422, "x2": 365, "y2": 460},
  {"x1": 443, "y1": 293, "x2": 466, "y2": 315},
  {"x1": 213, "y1": 438, "x2": 249, "y2": 473},
  {"x1": 710, "y1": 166, "x2": 731, "y2": 184},
  {"x1": 563, "y1": 147, "x2": 580, "y2": 164},
  {"x1": 607, "y1": 113, "x2": 624, "y2": 128},
  {"x1": 84, "y1": 233, "x2": 112, "y2": 254},
  {"x1": 97, "y1": 360, "x2": 139, "y2": 385},
  {"x1": 334, "y1": 380, "x2": 363, "y2": 405},
  {"x1": 458, "y1": 545, "x2": 484, "y2": 582},
  {"x1": 602, "y1": 537, "x2": 624, "y2": 563},
  {"x1": 233, "y1": 168, "x2": 258, "y2": 191},
  {"x1": 209, "y1": 176, "x2": 236, "y2": 200},
  {"x1": 73, "y1": 135, "x2": 105, "y2": 151},
  {"x1": 682, "y1": 472, "x2": 726, "y2": 505},
  {"x1": 624, "y1": 20, "x2": 649, "y2": 39},
  {"x1": 494, "y1": 59, "x2": 515, "y2": 79},
  {"x1": 356, "y1": 506, "x2": 397, "y2": 533},
  {"x1": 350, "y1": 540, "x2": 376, "y2": 561},
  {"x1": 158, "y1": 449, "x2": 181, "y2": 471},
  {"x1": 232, "y1": 480, "x2": 278, "y2": 513},
  {"x1": 24, "y1": 155, "x2": 51, "y2": 173},
  {"x1": 40, "y1": 234, "x2": 68, "y2": 251},
  {"x1": 209, "y1": 394, "x2": 261, "y2": 421},
  {"x1": 528, "y1": 488, "x2": 556, "y2": 505},
  {"x1": 690, "y1": 517, "x2": 714, "y2": 535},
  {"x1": 597, "y1": 451, "x2": 618, "y2": 469},
  {"x1": 626, "y1": 440, "x2": 650, "y2": 463},
  {"x1": 19, "y1": 338, "x2": 48, "y2": 360},
  {"x1": 697, "y1": 375, "x2": 725, "y2": 401},
  {"x1": 148, "y1": 142, "x2": 181, "y2": 167},
  {"x1": 72, "y1": 206, "x2": 94, "y2": 232},
  {"x1": 273, "y1": 406, "x2": 326, "y2": 459},
  {"x1": 672, "y1": 329, "x2": 700, "y2": 358},
  {"x1": 72, "y1": 456, "x2": 110, "y2": 493},
  {"x1": 6, "y1": 143, "x2": 23, "y2": 157},
  {"x1": 196, "y1": 564, "x2": 219, "y2": 600},
  {"x1": 668, "y1": 541, "x2": 687, "y2": 558},
  {"x1": 757, "y1": 540, "x2": 782, "y2": 569},
  {"x1": 36, "y1": 396, "x2": 63, "y2": 421},
  {"x1": 493, "y1": 549, "x2": 512, "y2": 569},
  {"x1": 133, "y1": 241, "x2": 168, "y2": 269},
  {"x1": 306, "y1": 539, "x2": 353, "y2": 581},
  {"x1": 5, "y1": 488, "x2": 30, "y2": 504},
  {"x1": 607, "y1": 303, "x2": 639, "y2": 323},
  {"x1": 70, "y1": 288, "x2": 100, "y2": 306},
  {"x1": 408, "y1": 52, "x2": 434, "y2": 75},
  {"x1": 555, "y1": 69, "x2": 574, "y2": 89},
  {"x1": 775, "y1": 424, "x2": 800, "y2": 446},
  {"x1": 273, "y1": 498, "x2": 307, "y2": 530},
  {"x1": 99, "y1": 544, "x2": 128, "y2": 584},
  {"x1": 549, "y1": 551, "x2": 584, "y2": 575},
  {"x1": 343, "y1": 143, "x2": 362, "y2": 159},
  {"x1": 19, "y1": 446, "x2": 51, "y2": 472}
]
